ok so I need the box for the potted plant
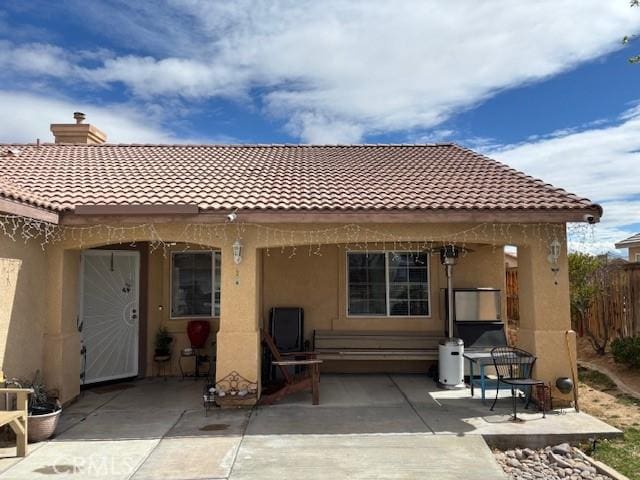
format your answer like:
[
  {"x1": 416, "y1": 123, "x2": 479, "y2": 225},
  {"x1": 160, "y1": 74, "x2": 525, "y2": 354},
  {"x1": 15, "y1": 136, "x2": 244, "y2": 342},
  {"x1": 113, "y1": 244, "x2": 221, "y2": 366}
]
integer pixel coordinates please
[
  {"x1": 154, "y1": 327, "x2": 173, "y2": 358},
  {"x1": 7, "y1": 370, "x2": 61, "y2": 442}
]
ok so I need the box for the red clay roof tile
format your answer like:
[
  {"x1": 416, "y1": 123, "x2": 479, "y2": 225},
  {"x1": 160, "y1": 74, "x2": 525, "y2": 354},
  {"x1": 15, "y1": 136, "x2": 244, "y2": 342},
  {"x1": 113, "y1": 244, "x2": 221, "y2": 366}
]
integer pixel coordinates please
[{"x1": 0, "y1": 143, "x2": 599, "y2": 216}]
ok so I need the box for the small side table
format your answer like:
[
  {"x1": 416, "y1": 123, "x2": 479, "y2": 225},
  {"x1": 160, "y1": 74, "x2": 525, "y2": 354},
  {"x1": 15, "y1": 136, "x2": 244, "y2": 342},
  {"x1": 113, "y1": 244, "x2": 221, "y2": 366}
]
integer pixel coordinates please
[
  {"x1": 179, "y1": 348, "x2": 212, "y2": 380},
  {"x1": 153, "y1": 355, "x2": 171, "y2": 380}
]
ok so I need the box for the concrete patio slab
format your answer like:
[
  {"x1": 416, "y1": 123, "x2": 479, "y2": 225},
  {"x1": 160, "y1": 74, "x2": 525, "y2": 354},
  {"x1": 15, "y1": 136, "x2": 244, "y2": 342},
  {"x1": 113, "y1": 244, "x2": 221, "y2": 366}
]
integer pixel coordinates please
[
  {"x1": 132, "y1": 436, "x2": 241, "y2": 480},
  {"x1": 0, "y1": 441, "x2": 46, "y2": 475},
  {"x1": 0, "y1": 439, "x2": 158, "y2": 480},
  {"x1": 95, "y1": 378, "x2": 203, "y2": 413},
  {"x1": 231, "y1": 434, "x2": 507, "y2": 480},
  {"x1": 0, "y1": 374, "x2": 618, "y2": 479},
  {"x1": 390, "y1": 373, "x2": 621, "y2": 447},
  {"x1": 267, "y1": 374, "x2": 409, "y2": 407},
  {"x1": 63, "y1": 384, "x2": 135, "y2": 415},
  {"x1": 53, "y1": 409, "x2": 183, "y2": 441},
  {"x1": 166, "y1": 408, "x2": 251, "y2": 438},
  {"x1": 247, "y1": 405, "x2": 433, "y2": 435},
  {"x1": 53, "y1": 412, "x2": 87, "y2": 437}
]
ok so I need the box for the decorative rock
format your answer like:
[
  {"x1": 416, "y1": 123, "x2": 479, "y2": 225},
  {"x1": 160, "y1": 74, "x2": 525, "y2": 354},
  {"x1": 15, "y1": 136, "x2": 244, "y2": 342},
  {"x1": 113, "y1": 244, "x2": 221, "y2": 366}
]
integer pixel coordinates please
[
  {"x1": 507, "y1": 458, "x2": 522, "y2": 468},
  {"x1": 552, "y1": 443, "x2": 573, "y2": 456},
  {"x1": 495, "y1": 446, "x2": 613, "y2": 480},
  {"x1": 548, "y1": 452, "x2": 572, "y2": 469},
  {"x1": 577, "y1": 465, "x2": 597, "y2": 475}
]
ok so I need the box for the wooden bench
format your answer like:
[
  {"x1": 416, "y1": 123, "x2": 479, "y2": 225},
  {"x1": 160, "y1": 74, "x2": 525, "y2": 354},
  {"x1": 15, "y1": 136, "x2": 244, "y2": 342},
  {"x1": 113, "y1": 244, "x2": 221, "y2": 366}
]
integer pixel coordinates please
[
  {"x1": 313, "y1": 330, "x2": 444, "y2": 361},
  {"x1": 0, "y1": 388, "x2": 31, "y2": 457}
]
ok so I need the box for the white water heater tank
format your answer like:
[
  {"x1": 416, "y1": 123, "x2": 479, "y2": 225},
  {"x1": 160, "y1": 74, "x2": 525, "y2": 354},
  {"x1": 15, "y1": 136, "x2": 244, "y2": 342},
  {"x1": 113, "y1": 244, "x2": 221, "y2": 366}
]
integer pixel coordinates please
[{"x1": 438, "y1": 338, "x2": 465, "y2": 389}]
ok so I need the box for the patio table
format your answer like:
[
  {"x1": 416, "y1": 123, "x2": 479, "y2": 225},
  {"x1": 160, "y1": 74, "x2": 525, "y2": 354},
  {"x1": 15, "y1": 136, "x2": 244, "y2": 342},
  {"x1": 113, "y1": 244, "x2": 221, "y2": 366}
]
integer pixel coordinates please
[{"x1": 463, "y1": 351, "x2": 514, "y2": 403}]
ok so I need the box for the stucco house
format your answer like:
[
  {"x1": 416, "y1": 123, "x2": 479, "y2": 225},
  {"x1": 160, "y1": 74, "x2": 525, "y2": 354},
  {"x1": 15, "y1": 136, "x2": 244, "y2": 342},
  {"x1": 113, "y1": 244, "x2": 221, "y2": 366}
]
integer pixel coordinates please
[
  {"x1": 615, "y1": 233, "x2": 640, "y2": 262},
  {"x1": 0, "y1": 115, "x2": 602, "y2": 406}
]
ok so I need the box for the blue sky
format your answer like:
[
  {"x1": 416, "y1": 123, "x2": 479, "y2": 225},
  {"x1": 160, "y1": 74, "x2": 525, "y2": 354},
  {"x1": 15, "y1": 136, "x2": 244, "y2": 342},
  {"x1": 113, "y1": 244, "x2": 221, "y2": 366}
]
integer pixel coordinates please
[{"x1": 0, "y1": 1, "x2": 639, "y2": 253}]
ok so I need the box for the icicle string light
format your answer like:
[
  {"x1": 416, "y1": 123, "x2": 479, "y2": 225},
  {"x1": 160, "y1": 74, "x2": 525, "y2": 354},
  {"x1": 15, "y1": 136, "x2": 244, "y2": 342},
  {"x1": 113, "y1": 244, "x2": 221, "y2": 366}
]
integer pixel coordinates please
[{"x1": 0, "y1": 214, "x2": 595, "y2": 256}]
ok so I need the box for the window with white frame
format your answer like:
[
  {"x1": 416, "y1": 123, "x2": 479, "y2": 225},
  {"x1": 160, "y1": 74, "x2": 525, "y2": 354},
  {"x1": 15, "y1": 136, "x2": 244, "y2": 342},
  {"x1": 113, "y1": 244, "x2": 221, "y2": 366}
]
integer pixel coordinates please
[
  {"x1": 636, "y1": 253, "x2": 640, "y2": 263},
  {"x1": 347, "y1": 251, "x2": 430, "y2": 317},
  {"x1": 171, "y1": 251, "x2": 221, "y2": 318}
]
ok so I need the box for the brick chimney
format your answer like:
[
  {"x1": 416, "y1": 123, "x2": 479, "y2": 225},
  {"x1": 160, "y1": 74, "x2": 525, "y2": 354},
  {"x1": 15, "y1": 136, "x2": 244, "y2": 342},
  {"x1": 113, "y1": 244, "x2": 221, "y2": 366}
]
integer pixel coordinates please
[{"x1": 50, "y1": 112, "x2": 107, "y2": 144}]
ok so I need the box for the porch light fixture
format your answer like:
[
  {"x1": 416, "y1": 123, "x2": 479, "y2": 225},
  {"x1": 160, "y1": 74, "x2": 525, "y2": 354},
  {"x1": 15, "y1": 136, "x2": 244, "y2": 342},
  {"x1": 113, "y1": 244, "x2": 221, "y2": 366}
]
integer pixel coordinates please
[
  {"x1": 547, "y1": 239, "x2": 561, "y2": 267},
  {"x1": 233, "y1": 239, "x2": 243, "y2": 265},
  {"x1": 548, "y1": 238, "x2": 561, "y2": 284}
]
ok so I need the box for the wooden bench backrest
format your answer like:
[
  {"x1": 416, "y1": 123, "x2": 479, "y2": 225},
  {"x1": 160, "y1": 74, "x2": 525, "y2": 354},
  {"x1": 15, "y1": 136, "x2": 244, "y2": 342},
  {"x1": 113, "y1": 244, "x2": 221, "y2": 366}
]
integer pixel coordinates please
[{"x1": 314, "y1": 330, "x2": 442, "y2": 351}]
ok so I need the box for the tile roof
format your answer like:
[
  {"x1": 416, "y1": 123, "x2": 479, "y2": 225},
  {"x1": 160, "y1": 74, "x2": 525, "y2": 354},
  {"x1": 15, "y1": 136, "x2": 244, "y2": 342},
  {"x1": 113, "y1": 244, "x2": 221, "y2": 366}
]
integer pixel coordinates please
[
  {"x1": 0, "y1": 173, "x2": 53, "y2": 209},
  {"x1": 615, "y1": 233, "x2": 640, "y2": 248},
  {"x1": 0, "y1": 143, "x2": 601, "y2": 217}
]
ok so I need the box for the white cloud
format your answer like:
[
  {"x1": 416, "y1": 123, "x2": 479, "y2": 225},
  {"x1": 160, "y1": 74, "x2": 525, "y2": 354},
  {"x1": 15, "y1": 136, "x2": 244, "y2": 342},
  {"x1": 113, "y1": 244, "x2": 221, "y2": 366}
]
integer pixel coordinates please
[
  {"x1": 1, "y1": 1, "x2": 639, "y2": 142},
  {"x1": 489, "y1": 108, "x2": 640, "y2": 254},
  {"x1": 0, "y1": 91, "x2": 196, "y2": 144},
  {"x1": 0, "y1": 41, "x2": 74, "y2": 77}
]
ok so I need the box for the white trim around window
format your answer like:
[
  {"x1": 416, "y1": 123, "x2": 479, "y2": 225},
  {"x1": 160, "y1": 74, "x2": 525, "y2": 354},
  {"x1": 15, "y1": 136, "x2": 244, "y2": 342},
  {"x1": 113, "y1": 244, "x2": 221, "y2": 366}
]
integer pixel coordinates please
[
  {"x1": 635, "y1": 253, "x2": 640, "y2": 263},
  {"x1": 170, "y1": 250, "x2": 221, "y2": 319},
  {"x1": 345, "y1": 250, "x2": 431, "y2": 318}
]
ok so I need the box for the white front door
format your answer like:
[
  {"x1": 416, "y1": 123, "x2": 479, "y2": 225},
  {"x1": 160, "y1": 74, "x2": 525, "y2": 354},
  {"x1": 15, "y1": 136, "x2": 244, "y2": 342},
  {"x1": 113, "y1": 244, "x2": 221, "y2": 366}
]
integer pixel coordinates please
[{"x1": 79, "y1": 250, "x2": 140, "y2": 385}]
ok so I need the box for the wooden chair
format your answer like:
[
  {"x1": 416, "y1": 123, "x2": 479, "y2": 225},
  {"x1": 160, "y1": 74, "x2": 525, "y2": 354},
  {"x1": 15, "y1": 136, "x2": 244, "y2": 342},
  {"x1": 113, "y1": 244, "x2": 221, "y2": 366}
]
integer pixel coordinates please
[
  {"x1": 0, "y1": 373, "x2": 31, "y2": 457},
  {"x1": 260, "y1": 330, "x2": 322, "y2": 405}
]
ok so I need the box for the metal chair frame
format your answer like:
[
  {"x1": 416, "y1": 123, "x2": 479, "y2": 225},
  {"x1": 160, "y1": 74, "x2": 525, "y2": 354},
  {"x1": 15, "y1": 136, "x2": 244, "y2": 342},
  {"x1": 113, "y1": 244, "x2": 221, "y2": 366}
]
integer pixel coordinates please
[{"x1": 490, "y1": 346, "x2": 546, "y2": 420}]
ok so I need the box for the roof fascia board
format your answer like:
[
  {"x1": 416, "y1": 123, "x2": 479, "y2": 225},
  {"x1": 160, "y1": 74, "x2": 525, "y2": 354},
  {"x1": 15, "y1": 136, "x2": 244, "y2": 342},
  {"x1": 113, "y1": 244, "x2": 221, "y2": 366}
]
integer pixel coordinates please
[
  {"x1": 74, "y1": 204, "x2": 199, "y2": 215},
  {"x1": 61, "y1": 208, "x2": 599, "y2": 225},
  {"x1": 0, "y1": 198, "x2": 59, "y2": 224}
]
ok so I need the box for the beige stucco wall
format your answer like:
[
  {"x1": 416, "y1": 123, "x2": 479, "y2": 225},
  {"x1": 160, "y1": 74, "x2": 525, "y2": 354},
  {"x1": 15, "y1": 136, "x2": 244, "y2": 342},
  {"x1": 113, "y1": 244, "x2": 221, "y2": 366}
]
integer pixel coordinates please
[
  {"x1": 0, "y1": 235, "x2": 47, "y2": 383},
  {"x1": 0, "y1": 220, "x2": 574, "y2": 405},
  {"x1": 145, "y1": 244, "x2": 220, "y2": 377},
  {"x1": 261, "y1": 243, "x2": 506, "y2": 342},
  {"x1": 629, "y1": 246, "x2": 640, "y2": 262}
]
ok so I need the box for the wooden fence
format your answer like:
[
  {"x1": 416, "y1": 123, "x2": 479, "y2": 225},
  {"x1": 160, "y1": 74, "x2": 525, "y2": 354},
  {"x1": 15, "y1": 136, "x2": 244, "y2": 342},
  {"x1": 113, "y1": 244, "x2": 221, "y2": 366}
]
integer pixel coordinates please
[
  {"x1": 579, "y1": 262, "x2": 640, "y2": 341},
  {"x1": 505, "y1": 267, "x2": 519, "y2": 345},
  {"x1": 506, "y1": 267, "x2": 519, "y2": 324}
]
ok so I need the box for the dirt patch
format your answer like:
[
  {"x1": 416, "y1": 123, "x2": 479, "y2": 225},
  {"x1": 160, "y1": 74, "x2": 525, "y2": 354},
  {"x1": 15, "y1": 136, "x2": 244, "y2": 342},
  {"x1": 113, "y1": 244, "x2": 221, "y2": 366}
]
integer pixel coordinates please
[
  {"x1": 577, "y1": 337, "x2": 640, "y2": 395},
  {"x1": 578, "y1": 366, "x2": 640, "y2": 430}
]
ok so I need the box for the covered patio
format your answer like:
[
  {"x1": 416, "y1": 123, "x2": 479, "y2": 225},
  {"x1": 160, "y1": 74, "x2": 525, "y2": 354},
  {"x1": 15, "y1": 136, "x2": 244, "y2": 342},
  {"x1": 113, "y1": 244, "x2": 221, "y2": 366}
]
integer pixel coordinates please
[{"x1": 0, "y1": 374, "x2": 619, "y2": 479}]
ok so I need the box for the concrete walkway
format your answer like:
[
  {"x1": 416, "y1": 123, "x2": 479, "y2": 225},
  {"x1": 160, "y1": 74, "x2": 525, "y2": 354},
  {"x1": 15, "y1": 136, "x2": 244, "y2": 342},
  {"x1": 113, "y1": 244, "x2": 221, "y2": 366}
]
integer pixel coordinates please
[{"x1": 0, "y1": 374, "x2": 619, "y2": 479}]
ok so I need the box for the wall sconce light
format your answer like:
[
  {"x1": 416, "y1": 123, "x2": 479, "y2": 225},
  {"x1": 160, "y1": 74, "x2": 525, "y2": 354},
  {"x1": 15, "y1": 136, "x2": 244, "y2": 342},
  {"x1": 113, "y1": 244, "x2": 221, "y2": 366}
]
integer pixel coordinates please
[
  {"x1": 548, "y1": 239, "x2": 561, "y2": 266},
  {"x1": 548, "y1": 238, "x2": 561, "y2": 284},
  {"x1": 233, "y1": 239, "x2": 243, "y2": 265}
]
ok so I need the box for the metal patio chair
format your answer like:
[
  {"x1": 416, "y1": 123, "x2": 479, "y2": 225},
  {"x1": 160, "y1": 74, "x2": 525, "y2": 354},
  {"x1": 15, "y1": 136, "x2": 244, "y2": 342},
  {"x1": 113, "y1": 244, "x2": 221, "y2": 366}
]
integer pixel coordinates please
[{"x1": 490, "y1": 346, "x2": 545, "y2": 421}]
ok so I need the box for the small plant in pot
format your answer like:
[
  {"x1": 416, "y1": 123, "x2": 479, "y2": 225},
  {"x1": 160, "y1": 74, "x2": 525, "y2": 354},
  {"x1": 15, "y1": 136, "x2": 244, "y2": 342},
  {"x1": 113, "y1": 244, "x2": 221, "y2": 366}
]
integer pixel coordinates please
[
  {"x1": 154, "y1": 327, "x2": 173, "y2": 358},
  {"x1": 7, "y1": 370, "x2": 61, "y2": 443}
]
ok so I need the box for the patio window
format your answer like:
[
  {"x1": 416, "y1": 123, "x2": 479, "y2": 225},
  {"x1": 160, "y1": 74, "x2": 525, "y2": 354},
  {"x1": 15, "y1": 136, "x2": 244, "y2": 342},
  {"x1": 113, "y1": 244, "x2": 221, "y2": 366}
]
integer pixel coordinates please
[
  {"x1": 171, "y1": 251, "x2": 221, "y2": 318},
  {"x1": 347, "y1": 251, "x2": 430, "y2": 317}
]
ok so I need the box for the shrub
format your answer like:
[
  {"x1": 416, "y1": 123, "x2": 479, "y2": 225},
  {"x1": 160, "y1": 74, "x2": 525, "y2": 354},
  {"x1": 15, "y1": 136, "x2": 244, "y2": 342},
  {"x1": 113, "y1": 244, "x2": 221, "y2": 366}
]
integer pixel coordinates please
[{"x1": 611, "y1": 337, "x2": 640, "y2": 369}]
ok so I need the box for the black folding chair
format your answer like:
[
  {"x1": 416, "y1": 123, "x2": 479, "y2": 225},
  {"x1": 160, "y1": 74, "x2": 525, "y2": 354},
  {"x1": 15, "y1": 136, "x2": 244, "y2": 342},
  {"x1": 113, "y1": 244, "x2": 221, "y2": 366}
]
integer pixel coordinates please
[{"x1": 490, "y1": 346, "x2": 546, "y2": 421}]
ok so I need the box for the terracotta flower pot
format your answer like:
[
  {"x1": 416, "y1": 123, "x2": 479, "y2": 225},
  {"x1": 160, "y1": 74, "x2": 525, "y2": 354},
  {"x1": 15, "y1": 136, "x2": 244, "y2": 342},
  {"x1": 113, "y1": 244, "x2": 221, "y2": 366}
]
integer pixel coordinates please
[
  {"x1": 187, "y1": 320, "x2": 210, "y2": 348},
  {"x1": 28, "y1": 407, "x2": 61, "y2": 443}
]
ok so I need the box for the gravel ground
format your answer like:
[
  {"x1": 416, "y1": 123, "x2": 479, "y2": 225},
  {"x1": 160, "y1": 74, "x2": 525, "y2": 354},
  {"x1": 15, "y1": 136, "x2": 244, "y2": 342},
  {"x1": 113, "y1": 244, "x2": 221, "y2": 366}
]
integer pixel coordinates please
[{"x1": 495, "y1": 443, "x2": 612, "y2": 480}]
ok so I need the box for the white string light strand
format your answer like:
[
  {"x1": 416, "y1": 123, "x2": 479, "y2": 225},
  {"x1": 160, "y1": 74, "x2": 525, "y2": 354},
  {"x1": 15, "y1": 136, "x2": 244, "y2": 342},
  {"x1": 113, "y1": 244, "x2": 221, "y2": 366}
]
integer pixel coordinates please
[{"x1": 0, "y1": 214, "x2": 595, "y2": 254}]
